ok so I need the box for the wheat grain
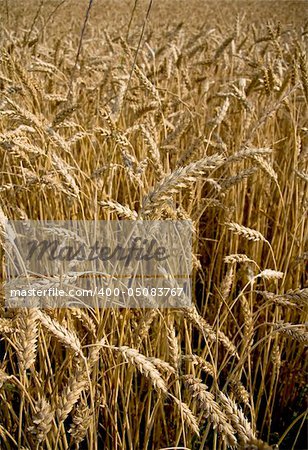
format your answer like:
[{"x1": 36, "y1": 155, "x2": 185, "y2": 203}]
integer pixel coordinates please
[
  {"x1": 68, "y1": 401, "x2": 92, "y2": 445},
  {"x1": 15, "y1": 309, "x2": 39, "y2": 371},
  {"x1": 172, "y1": 396, "x2": 200, "y2": 436},
  {"x1": 28, "y1": 397, "x2": 54, "y2": 444},
  {"x1": 273, "y1": 321, "x2": 308, "y2": 345},
  {"x1": 116, "y1": 346, "x2": 167, "y2": 393},
  {"x1": 57, "y1": 370, "x2": 88, "y2": 422},
  {"x1": 226, "y1": 222, "x2": 267, "y2": 242},
  {"x1": 183, "y1": 375, "x2": 237, "y2": 446},
  {"x1": 37, "y1": 310, "x2": 83, "y2": 355}
]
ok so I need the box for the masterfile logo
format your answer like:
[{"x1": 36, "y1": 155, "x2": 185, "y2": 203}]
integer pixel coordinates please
[{"x1": 4, "y1": 220, "x2": 192, "y2": 308}]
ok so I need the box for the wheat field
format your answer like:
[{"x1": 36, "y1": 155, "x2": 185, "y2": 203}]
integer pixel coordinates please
[{"x1": 0, "y1": 1, "x2": 307, "y2": 449}]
